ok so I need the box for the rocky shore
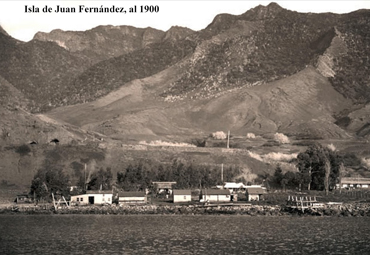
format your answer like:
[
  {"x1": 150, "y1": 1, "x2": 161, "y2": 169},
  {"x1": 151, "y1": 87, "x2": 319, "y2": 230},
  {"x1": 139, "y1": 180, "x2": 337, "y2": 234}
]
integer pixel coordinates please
[{"x1": 1, "y1": 202, "x2": 370, "y2": 217}]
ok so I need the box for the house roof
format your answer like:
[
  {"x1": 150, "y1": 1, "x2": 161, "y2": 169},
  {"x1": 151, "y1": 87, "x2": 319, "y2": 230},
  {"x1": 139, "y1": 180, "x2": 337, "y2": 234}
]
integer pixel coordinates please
[
  {"x1": 86, "y1": 190, "x2": 113, "y2": 195},
  {"x1": 201, "y1": 189, "x2": 230, "y2": 195},
  {"x1": 173, "y1": 189, "x2": 192, "y2": 195},
  {"x1": 119, "y1": 191, "x2": 146, "y2": 197},
  {"x1": 224, "y1": 182, "x2": 246, "y2": 189},
  {"x1": 341, "y1": 177, "x2": 370, "y2": 185},
  {"x1": 152, "y1": 181, "x2": 177, "y2": 189},
  {"x1": 246, "y1": 187, "x2": 267, "y2": 195}
]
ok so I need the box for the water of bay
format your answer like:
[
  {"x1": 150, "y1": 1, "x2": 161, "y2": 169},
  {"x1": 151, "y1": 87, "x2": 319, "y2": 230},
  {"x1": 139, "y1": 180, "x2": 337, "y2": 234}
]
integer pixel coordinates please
[{"x1": 0, "y1": 215, "x2": 369, "y2": 254}]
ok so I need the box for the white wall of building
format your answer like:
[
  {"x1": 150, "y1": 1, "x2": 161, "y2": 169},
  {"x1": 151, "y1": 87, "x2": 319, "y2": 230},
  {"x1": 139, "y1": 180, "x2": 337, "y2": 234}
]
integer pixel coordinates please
[
  {"x1": 173, "y1": 195, "x2": 191, "y2": 203},
  {"x1": 71, "y1": 194, "x2": 113, "y2": 205},
  {"x1": 202, "y1": 194, "x2": 230, "y2": 202}
]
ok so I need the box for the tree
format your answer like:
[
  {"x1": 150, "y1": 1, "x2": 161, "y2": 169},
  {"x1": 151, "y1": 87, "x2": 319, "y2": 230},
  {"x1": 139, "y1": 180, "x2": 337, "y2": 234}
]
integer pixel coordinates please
[
  {"x1": 283, "y1": 171, "x2": 301, "y2": 190},
  {"x1": 30, "y1": 167, "x2": 70, "y2": 202},
  {"x1": 87, "y1": 167, "x2": 113, "y2": 190},
  {"x1": 273, "y1": 164, "x2": 284, "y2": 188},
  {"x1": 296, "y1": 143, "x2": 342, "y2": 192}
]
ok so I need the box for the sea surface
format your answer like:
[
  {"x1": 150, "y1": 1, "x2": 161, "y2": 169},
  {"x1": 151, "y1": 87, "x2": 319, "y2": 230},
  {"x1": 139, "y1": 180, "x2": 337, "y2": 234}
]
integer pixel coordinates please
[{"x1": 0, "y1": 215, "x2": 369, "y2": 254}]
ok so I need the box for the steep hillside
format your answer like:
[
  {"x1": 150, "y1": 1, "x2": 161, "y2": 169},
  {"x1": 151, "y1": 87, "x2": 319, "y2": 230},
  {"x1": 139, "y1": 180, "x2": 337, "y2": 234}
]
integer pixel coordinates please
[
  {"x1": 68, "y1": 38, "x2": 196, "y2": 105},
  {"x1": 34, "y1": 26, "x2": 166, "y2": 63},
  {"x1": 1, "y1": 4, "x2": 369, "y2": 114},
  {"x1": 162, "y1": 3, "x2": 339, "y2": 100},
  {"x1": 47, "y1": 66, "x2": 352, "y2": 141},
  {"x1": 0, "y1": 31, "x2": 90, "y2": 112},
  {"x1": 34, "y1": 25, "x2": 194, "y2": 64},
  {"x1": 329, "y1": 10, "x2": 370, "y2": 103},
  {"x1": 185, "y1": 66, "x2": 351, "y2": 139}
]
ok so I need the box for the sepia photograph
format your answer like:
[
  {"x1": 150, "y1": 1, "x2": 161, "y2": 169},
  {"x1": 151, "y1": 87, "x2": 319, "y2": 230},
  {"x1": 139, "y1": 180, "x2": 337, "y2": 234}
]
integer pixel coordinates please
[{"x1": 1, "y1": 0, "x2": 370, "y2": 254}]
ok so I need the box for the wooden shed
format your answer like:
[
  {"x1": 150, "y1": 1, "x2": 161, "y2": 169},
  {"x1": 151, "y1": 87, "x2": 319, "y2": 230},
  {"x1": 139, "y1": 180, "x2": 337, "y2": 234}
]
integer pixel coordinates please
[{"x1": 173, "y1": 189, "x2": 192, "y2": 203}]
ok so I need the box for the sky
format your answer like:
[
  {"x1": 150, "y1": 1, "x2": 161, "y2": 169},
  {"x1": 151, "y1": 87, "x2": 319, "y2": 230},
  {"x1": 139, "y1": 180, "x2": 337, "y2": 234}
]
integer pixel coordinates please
[{"x1": 0, "y1": 1, "x2": 369, "y2": 42}]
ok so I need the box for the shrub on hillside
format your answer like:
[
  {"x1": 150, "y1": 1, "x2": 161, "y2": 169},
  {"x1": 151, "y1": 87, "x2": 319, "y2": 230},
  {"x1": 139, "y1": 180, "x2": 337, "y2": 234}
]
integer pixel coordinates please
[
  {"x1": 139, "y1": 140, "x2": 196, "y2": 147},
  {"x1": 262, "y1": 152, "x2": 298, "y2": 162},
  {"x1": 211, "y1": 131, "x2": 227, "y2": 140},
  {"x1": 273, "y1": 133, "x2": 290, "y2": 144},
  {"x1": 327, "y1": 143, "x2": 336, "y2": 151},
  {"x1": 362, "y1": 157, "x2": 370, "y2": 170},
  {"x1": 246, "y1": 133, "x2": 256, "y2": 139}
]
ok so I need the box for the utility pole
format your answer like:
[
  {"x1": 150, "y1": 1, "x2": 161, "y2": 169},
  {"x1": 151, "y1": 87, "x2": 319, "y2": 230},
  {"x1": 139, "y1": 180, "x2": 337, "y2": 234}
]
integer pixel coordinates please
[
  {"x1": 84, "y1": 163, "x2": 87, "y2": 191},
  {"x1": 221, "y1": 163, "x2": 224, "y2": 184},
  {"x1": 227, "y1": 130, "x2": 230, "y2": 149}
]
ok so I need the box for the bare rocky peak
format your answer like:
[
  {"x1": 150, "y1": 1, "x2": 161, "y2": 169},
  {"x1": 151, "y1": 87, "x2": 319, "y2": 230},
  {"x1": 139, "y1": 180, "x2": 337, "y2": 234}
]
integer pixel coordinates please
[
  {"x1": 240, "y1": 2, "x2": 285, "y2": 20},
  {"x1": 163, "y1": 26, "x2": 195, "y2": 42},
  {"x1": 141, "y1": 27, "x2": 165, "y2": 47},
  {"x1": 33, "y1": 25, "x2": 166, "y2": 62}
]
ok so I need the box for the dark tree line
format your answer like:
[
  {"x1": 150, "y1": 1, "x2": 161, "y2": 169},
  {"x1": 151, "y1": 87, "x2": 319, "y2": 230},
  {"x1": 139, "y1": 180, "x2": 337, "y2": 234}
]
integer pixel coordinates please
[
  {"x1": 116, "y1": 159, "x2": 242, "y2": 191},
  {"x1": 29, "y1": 159, "x2": 242, "y2": 199}
]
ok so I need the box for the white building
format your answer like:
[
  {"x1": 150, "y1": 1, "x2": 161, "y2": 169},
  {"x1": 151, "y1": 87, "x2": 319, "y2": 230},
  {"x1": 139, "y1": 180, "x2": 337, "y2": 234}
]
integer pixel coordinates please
[
  {"x1": 245, "y1": 187, "x2": 267, "y2": 201},
  {"x1": 118, "y1": 191, "x2": 146, "y2": 205},
  {"x1": 173, "y1": 189, "x2": 192, "y2": 203},
  {"x1": 71, "y1": 190, "x2": 113, "y2": 205},
  {"x1": 200, "y1": 189, "x2": 231, "y2": 203},
  {"x1": 338, "y1": 177, "x2": 370, "y2": 189}
]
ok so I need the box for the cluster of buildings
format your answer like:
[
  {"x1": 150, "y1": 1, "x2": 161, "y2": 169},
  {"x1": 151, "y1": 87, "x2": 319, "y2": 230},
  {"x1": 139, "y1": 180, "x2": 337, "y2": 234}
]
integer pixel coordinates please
[
  {"x1": 69, "y1": 182, "x2": 267, "y2": 206},
  {"x1": 16, "y1": 177, "x2": 370, "y2": 206}
]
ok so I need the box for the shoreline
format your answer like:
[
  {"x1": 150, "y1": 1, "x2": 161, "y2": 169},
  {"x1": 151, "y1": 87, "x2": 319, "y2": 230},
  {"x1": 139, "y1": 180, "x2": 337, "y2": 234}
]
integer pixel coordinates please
[{"x1": 2, "y1": 202, "x2": 370, "y2": 217}]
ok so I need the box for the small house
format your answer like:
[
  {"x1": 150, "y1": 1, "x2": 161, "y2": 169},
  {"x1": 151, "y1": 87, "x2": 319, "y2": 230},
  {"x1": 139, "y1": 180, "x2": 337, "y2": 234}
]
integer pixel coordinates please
[
  {"x1": 118, "y1": 191, "x2": 146, "y2": 205},
  {"x1": 246, "y1": 187, "x2": 267, "y2": 201},
  {"x1": 173, "y1": 189, "x2": 192, "y2": 203},
  {"x1": 71, "y1": 190, "x2": 113, "y2": 205},
  {"x1": 15, "y1": 193, "x2": 33, "y2": 204},
  {"x1": 200, "y1": 189, "x2": 231, "y2": 203}
]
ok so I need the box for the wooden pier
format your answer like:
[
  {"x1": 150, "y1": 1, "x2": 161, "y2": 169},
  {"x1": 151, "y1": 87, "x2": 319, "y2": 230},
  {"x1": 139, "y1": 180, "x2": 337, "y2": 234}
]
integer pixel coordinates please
[{"x1": 286, "y1": 196, "x2": 324, "y2": 212}]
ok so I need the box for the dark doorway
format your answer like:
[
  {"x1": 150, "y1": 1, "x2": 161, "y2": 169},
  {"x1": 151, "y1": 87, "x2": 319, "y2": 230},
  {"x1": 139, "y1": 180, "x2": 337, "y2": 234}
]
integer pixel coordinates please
[{"x1": 88, "y1": 196, "x2": 94, "y2": 204}]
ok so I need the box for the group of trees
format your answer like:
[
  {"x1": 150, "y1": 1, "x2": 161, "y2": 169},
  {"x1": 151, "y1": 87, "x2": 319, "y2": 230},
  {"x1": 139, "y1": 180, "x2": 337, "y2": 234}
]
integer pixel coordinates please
[
  {"x1": 30, "y1": 167, "x2": 70, "y2": 202},
  {"x1": 29, "y1": 159, "x2": 242, "y2": 201},
  {"x1": 270, "y1": 143, "x2": 344, "y2": 194},
  {"x1": 116, "y1": 160, "x2": 241, "y2": 191},
  {"x1": 30, "y1": 165, "x2": 113, "y2": 202}
]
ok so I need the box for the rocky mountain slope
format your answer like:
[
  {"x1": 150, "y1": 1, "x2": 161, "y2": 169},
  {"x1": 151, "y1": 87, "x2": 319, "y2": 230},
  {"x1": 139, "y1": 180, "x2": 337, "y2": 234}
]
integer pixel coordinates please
[
  {"x1": 43, "y1": 3, "x2": 370, "y2": 141},
  {"x1": 34, "y1": 25, "x2": 194, "y2": 64}
]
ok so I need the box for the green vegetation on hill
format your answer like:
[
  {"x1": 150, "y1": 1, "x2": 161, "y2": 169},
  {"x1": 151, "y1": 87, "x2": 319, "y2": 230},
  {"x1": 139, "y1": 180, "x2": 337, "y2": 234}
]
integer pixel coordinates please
[
  {"x1": 163, "y1": 6, "x2": 338, "y2": 99},
  {"x1": 330, "y1": 11, "x2": 370, "y2": 103},
  {"x1": 0, "y1": 33, "x2": 90, "y2": 112},
  {"x1": 70, "y1": 39, "x2": 196, "y2": 105}
]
